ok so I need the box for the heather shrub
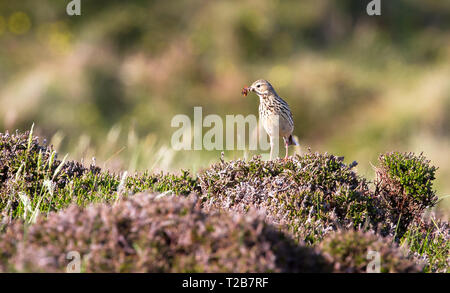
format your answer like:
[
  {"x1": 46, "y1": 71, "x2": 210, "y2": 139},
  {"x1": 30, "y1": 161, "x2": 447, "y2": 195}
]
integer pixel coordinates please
[
  {"x1": 1, "y1": 130, "x2": 447, "y2": 273},
  {"x1": 0, "y1": 130, "x2": 200, "y2": 224},
  {"x1": 0, "y1": 193, "x2": 331, "y2": 273},
  {"x1": 198, "y1": 153, "x2": 375, "y2": 244},
  {"x1": 401, "y1": 217, "x2": 449, "y2": 273},
  {"x1": 126, "y1": 170, "x2": 200, "y2": 196},
  {"x1": 319, "y1": 229, "x2": 424, "y2": 273},
  {"x1": 0, "y1": 129, "x2": 103, "y2": 223},
  {"x1": 0, "y1": 129, "x2": 96, "y2": 188},
  {"x1": 375, "y1": 152, "x2": 438, "y2": 237}
]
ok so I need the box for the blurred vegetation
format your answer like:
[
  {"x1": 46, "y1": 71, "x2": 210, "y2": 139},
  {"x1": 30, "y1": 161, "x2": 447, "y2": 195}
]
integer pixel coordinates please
[
  {"x1": 0, "y1": 194, "x2": 334, "y2": 273},
  {"x1": 0, "y1": 0, "x2": 449, "y2": 213}
]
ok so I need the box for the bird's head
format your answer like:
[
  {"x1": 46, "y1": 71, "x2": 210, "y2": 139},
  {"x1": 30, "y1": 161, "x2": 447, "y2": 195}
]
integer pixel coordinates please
[{"x1": 247, "y1": 79, "x2": 276, "y2": 97}]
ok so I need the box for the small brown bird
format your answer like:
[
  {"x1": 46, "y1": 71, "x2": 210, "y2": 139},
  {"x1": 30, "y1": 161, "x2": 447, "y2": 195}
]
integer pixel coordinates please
[{"x1": 243, "y1": 79, "x2": 297, "y2": 160}]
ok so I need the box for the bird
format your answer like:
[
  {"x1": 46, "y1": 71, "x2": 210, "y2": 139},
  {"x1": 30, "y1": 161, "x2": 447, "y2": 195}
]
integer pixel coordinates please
[{"x1": 242, "y1": 79, "x2": 297, "y2": 160}]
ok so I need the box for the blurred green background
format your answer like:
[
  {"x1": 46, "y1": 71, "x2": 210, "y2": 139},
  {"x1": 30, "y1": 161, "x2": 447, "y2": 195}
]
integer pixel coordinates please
[{"x1": 0, "y1": 0, "x2": 449, "y2": 211}]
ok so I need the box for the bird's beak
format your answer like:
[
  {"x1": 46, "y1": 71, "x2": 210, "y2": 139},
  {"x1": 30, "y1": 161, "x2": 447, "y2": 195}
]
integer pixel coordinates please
[{"x1": 248, "y1": 86, "x2": 254, "y2": 92}]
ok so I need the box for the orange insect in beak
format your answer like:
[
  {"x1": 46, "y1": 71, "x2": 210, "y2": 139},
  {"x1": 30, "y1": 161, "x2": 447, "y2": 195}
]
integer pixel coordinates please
[{"x1": 241, "y1": 86, "x2": 250, "y2": 96}]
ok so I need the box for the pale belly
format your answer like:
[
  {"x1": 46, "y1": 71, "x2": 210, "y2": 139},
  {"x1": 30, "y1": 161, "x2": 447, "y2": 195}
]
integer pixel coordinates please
[{"x1": 261, "y1": 113, "x2": 293, "y2": 138}]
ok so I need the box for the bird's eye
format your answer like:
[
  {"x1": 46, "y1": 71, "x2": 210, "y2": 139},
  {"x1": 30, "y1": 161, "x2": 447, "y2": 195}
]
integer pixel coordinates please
[{"x1": 257, "y1": 84, "x2": 261, "y2": 88}]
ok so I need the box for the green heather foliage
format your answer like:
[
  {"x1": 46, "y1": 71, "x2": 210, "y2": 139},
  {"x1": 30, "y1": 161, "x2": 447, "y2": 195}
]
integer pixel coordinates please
[
  {"x1": 198, "y1": 153, "x2": 375, "y2": 244},
  {"x1": 319, "y1": 230, "x2": 424, "y2": 273},
  {"x1": 125, "y1": 170, "x2": 200, "y2": 196},
  {"x1": 0, "y1": 194, "x2": 331, "y2": 273},
  {"x1": 375, "y1": 152, "x2": 438, "y2": 237},
  {"x1": 401, "y1": 218, "x2": 450, "y2": 273}
]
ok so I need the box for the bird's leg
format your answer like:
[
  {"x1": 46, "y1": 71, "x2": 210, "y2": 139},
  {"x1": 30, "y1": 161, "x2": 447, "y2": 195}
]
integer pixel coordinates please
[
  {"x1": 269, "y1": 138, "x2": 274, "y2": 160},
  {"x1": 284, "y1": 139, "x2": 289, "y2": 160}
]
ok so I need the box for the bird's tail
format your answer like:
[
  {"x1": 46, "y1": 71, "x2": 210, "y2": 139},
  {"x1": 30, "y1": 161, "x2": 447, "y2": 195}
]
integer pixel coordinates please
[{"x1": 287, "y1": 135, "x2": 298, "y2": 146}]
